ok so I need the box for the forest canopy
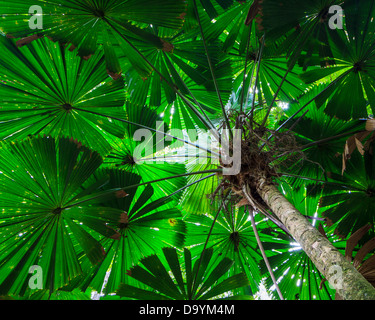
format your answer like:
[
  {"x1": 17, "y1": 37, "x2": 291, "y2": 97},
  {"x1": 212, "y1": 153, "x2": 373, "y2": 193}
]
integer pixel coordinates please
[{"x1": 0, "y1": 0, "x2": 374, "y2": 301}]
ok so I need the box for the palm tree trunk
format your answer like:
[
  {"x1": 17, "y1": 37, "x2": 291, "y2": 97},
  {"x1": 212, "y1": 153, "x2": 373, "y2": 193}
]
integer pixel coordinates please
[{"x1": 256, "y1": 178, "x2": 375, "y2": 300}]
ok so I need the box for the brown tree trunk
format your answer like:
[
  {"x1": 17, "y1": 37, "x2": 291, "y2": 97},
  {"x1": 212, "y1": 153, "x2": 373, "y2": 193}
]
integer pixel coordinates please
[{"x1": 256, "y1": 178, "x2": 375, "y2": 300}]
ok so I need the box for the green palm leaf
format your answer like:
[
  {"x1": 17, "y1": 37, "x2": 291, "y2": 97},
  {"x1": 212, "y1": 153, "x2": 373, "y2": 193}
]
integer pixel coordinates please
[
  {"x1": 184, "y1": 203, "x2": 290, "y2": 294},
  {"x1": 117, "y1": 247, "x2": 250, "y2": 300},
  {"x1": 120, "y1": 26, "x2": 233, "y2": 132},
  {"x1": 260, "y1": 248, "x2": 335, "y2": 300},
  {"x1": 298, "y1": 0, "x2": 375, "y2": 120},
  {"x1": 179, "y1": 159, "x2": 221, "y2": 214},
  {"x1": 195, "y1": 0, "x2": 234, "y2": 20},
  {"x1": 319, "y1": 141, "x2": 375, "y2": 238},
  {"x1": 4, "y1": 288, "x2": 92, "y2": 300},
  {"x1": 278, "y1": 85, "x2": 365, "y2": 189},
  {"x1": 75, "y1": 168, "x2": 186, "y2": 294},
  {"x1": 0, "y1": 36, "x2": 125, "y2": 156},
  {"x1": 0, "y1": 0, "x2": 187, "y2": 78},
  {"x1": 0, "y1": 136, "x2": 126, "y2": 295},
  {"x1": 102, "y1": 102, "x2": 187, "y2": 201},
  {"x1": 258, "y1": 0, "x2": 342, "y2": 69},
  {"x1": 231, "y1": 42, "x2": 307, "y2": 109}
]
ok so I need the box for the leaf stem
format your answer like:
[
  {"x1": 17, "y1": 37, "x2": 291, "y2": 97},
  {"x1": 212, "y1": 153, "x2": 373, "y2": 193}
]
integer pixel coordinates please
[
  {"x1": 139, "y1": 173, "x2": 219, "y2": 213},
  {"x1": 162, "y1": 51, "x2": 219, "y2": 140},
  {"x1": 249, "y1": 35, "x2": 265, "y2": 123},
  {"x1": 103, "y1": 17, "x2": 218, "y2": 135},
  {"x1": 240, "y1": 26, "x2": 252, "y2": 114},
  {"x1": 259, "y1": 68, "x2": 353, "y2": 151},
  {"x1": 64, "y1": 170, "x2": 221, "y2": 209},
  {"x1": 242, "y1": 186, "x2": 284, "y2": 300},
  {"x1": 192, "y1": 0, "x2": 232, "y2": 139},
  {"x1": 72, "y1": 106, "x2": 220, "y2": 157},
  {"x1": 247, "y1": 207, "x2": 284, "y2": 300},
  {"x1": 192, "y1": 188, "x2": 228, "y2": 297},
  {"x1": 300, "y1": 130, "x2": 361, "y2": 150},
  {"x1": 123, "y1": 169, "x2": 220, "y2": 190},
  {"x1": 278, "y1": 172, "x2": 366, "y2": 192}
]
